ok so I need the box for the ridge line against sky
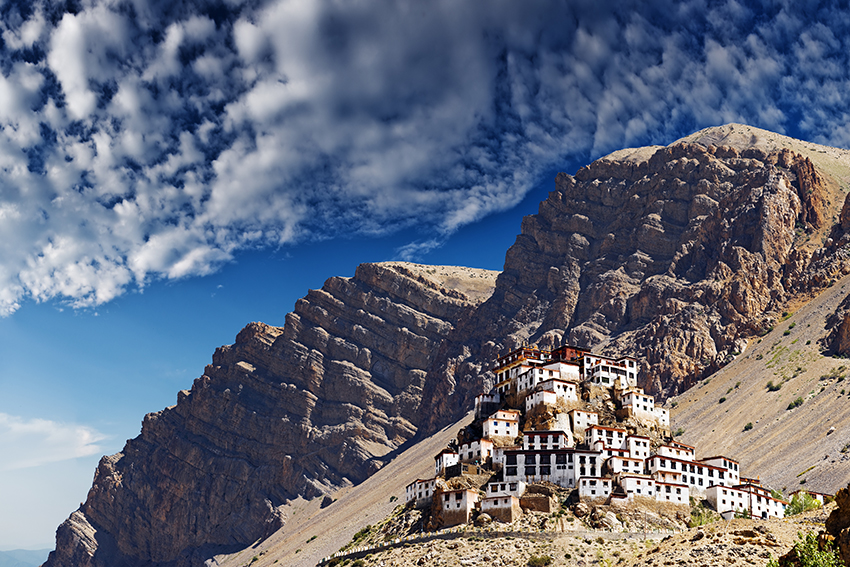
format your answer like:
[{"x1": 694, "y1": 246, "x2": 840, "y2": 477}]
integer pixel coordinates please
[
  {"x1": 4, "y1": 0, "x2": 850, "y2": 551},
  {"x1": 2, "y1": 0, "x2": 850, "y2": 316}
]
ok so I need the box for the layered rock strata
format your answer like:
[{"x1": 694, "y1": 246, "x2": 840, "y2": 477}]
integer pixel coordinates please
[
  {"x1": 421, "y1": 139, "x2": 849, "y2": 429},
  {"x1": 47, "y1": 125, "x2": 850, "y2": 567},
  {"x1": 44, "y1": 263, "x2": 498, "y2": 567}
]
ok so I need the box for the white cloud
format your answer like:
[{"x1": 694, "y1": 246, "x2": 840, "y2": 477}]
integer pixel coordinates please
[
  {"x1": 0, "y1": 413, "x2": 107, "y2": 471},
  {"x1": 0, "y1": 0, "x2": 849, "y2": 315}
]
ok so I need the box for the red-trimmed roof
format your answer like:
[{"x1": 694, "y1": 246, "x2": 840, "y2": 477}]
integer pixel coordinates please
[
  {"x1": 435, "y1": 449, "x2": 458, "y2": 458},
  {"x1": 698, "y1": 455, "x2": 739, "y2": 464},
  {"x1": 649, "y1": 454, "x2": 727, "y2": 472},
  {"x1": 588, "y1": 424, "x2": 628, "y2": 433}
]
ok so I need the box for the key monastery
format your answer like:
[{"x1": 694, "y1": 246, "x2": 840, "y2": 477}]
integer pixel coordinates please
[{"x1": 406, "y1": 343, "x2": 797, "y2": 528}]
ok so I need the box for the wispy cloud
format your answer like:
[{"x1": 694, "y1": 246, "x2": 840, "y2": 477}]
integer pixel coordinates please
[
  {"x1": 0, "y1": 0, "x2": 849, "y2": 314},
  {"x1": 0, "y1": 413, "x2": 106, "y2": 470}
]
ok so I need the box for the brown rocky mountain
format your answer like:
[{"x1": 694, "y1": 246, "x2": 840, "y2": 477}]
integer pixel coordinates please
[
  {"x1": 418, "y1": 123, "x2": 850, "y2": 431},
  {"x1": 45, "y1": 124, "x2": 850, "y2": 567},
  {"x1": 44, "y1": 263, "x2": 498, "y2": 567}
]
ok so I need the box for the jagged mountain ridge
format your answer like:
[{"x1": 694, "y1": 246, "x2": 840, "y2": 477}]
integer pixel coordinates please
[
  {"x1": 45, "y1": 124, "x2": 850, "y2": 567},
  {"x1": 44, "y1": 263, "x2": 498, "y2": 567}
]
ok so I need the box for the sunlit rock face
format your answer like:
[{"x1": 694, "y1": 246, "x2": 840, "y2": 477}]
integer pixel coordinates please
[
  {"x1": 48, "y1": 126, "x2": 850, "y2": 567},
  {"x1": 419, "y1": 141, "x2": 838, "y2": 431},
  {"x1": 44, "y1": 263, "x2": 498, "y2": 567}
]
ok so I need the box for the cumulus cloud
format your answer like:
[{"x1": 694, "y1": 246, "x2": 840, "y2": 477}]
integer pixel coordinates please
[
  {"x1": 0, "y1": 413, "x2": 107, "y2": 470},
  {"x1": 0, "y1": 0, "x2": 850, "y2": 314}
]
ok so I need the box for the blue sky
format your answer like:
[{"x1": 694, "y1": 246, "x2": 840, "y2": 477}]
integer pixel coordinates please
[{"x1": 3, "y1": 0, "x2": 850, "y2": 550}]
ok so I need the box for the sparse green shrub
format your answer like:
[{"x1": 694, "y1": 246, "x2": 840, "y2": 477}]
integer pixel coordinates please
[
  {"x1": 688, "y1": 501, "x2": 720, "y2": 527},
  {"x1": 788, "y1": 397, "x2": 804, "y2": 410},
  {"x1": 352, "y1": 560, "x2": 366, "y2": 567},
  {"x1": 670, "y1": 401, "x2": 678, "y2": 408},
  {"x1": 528, "y1": 555, "x2": 553, "y2": 567},
  {"x1": 789, "y1": 322, "x2": 797, "y2": 329},
  {"x1": 719, "y1": 397, "x2": 726, "y2": 403},
  {"x1": 673, "y1": 427, "x2": 685, "y2": 437},
  {"x1": 766, "y1": 531, "x2": 842, "y2": 567},
  {"x1": 744, "y1": 422, "x2": 753, "y2": 431},
  {"x1": 784, "y1": 330, "x2": 792, "y2": 336},
  {"x1": 767, "y1": 381, "x2": 781, "y2": 391},
  {"x1": 786, "y1": 492, "x2": 821, "y2": 516},
  {"x1": 735, "y1": 381, "x2": 741, "y2": 388}
]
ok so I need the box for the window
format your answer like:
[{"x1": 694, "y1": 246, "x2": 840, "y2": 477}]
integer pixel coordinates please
[
  {"x1": 506, "y1": 466, "x2": 517, "y2": 476},
  {"x1": 524, "y1": 466, "x2": 536, "y2": 476}
]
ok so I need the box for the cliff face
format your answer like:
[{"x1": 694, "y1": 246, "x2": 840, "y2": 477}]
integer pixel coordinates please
[
  {"x1": 44, "y1": 263, "x2": 498, "y2": 567},
  {"x1": 420, "y1": 128, "x2": 850, "y2": 429},
  {"x1": 46, "y1": 124, "x2": 850, "y2": 567}
]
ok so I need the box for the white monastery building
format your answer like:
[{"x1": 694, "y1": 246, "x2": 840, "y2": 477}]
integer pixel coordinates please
[{"x1": 408, "y1": 343, "x2": 799, "y2": 525}]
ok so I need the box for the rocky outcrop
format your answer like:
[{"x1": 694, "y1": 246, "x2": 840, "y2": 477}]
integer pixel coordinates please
[
  {"x1": 44, "y1": 263, "x2": 498, "y2": 567},
  {"x1": 821, "y1": 292, "x2": 850, "y2": 355},
  {"x1": 824, "y1": 484, "x2": 850, "y2": 566},
  {"x1": 420, "y1": 140, "x2": 843, "y2": 429}
]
